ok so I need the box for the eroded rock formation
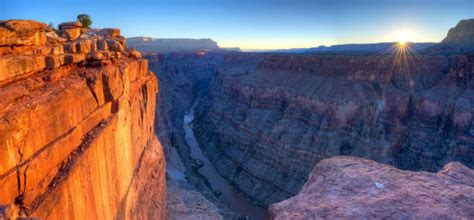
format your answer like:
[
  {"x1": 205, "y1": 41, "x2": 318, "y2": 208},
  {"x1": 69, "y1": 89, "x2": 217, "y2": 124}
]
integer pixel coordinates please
[
  {"x1": 193, "y1": 52, "x2": 474, "y2": 205},
  {"x1": 146, "y1": 53, "x2": 241, "y2": 219},
  {"x1": 0, "y1": 20, "x2": 165, "y2": 219},
  {"x1": 268, "y1": 156, "x2": 474, "y2": 219},
  {"x1": 440, "y1": 19, "x2": 474, "y2": 53}
]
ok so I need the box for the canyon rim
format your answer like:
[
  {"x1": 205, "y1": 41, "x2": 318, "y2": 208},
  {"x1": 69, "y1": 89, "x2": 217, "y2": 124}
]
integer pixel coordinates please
[{"x1": 1, "y1": 1, "x2": 474, "y2": 219}]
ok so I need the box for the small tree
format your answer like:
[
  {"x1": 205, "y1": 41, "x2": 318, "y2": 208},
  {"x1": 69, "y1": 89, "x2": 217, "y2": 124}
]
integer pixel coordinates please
[{"x1": 77, "y1": 14, "x2": 92, "y2": 28}]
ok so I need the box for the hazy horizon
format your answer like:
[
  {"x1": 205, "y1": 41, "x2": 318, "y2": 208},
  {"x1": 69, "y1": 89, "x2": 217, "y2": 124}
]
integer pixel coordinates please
[{"x1": 1, "y1": 0, "x2": 472, "y2": 50}]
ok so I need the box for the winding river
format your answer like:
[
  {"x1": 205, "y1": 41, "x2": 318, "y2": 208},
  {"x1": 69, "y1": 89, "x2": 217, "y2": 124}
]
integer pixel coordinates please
[{"x1": 183, "y1": 99, "x2": 267, "y2": 219}]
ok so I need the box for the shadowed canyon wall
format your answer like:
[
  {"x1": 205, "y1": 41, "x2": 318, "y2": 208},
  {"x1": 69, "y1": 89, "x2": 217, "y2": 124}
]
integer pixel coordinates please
[
  {"x1": 0, "y1": 20, "x2": 165, "y2": 219},
  {"x1": 146, "y1": 53, "x2": 244, "y2": 219},
  {"x1": 193, "y1": 53, "x2": 474, "y2": 206}
]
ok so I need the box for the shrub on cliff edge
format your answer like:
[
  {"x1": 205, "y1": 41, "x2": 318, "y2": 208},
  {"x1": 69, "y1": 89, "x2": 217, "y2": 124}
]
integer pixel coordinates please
[{"x1": 77, "y1": 14, "x2": 92, "y2": 28}]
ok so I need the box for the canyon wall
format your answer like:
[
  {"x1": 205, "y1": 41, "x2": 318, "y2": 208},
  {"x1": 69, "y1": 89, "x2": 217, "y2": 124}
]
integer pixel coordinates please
[
  {"x1": 0, "y1": 20, "x2": 165, "y2": 219},
  {"x1": 193, "y1": 53, "x2": 474, "y2": 206},
  {"x1": 440, "y1": 19, "x2": 474, "y2": 53},
  {"x1": 146, "y1": 53, "x2": 242, "y2": 219}
]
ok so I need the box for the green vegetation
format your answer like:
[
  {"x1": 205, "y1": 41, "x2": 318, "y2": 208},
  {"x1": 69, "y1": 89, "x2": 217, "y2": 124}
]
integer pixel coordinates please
[{"x1": 77, "y1": 14, "x2": 92, "y2": 28}]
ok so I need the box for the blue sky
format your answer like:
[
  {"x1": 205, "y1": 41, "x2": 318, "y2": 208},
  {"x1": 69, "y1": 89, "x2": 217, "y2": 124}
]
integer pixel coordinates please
[{"x1": 1, "y1": 0, "x2": 472, "y2": 50}]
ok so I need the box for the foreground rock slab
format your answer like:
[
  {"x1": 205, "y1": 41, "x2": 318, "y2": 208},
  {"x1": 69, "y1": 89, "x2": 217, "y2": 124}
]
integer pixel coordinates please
[{"x1": 269, "y1": 156, "x2": 474, "y2": 220}]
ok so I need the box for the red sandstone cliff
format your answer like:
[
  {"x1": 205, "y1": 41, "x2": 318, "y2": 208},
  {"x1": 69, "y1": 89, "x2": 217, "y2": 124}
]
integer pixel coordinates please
[{"x1": 0, "y1": 20, "x2": 165, "y2": 219}]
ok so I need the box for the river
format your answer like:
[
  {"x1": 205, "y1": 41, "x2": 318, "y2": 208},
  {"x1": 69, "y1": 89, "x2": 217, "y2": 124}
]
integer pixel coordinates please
[{"x1": 183, "y1": 99, "x2": 268, "y2": 220}]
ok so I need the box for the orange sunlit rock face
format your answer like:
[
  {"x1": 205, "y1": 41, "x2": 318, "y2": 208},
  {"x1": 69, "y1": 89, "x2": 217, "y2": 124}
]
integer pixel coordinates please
[{"x1": 0, "y1": 20, "x2": 165, "y2": 219}]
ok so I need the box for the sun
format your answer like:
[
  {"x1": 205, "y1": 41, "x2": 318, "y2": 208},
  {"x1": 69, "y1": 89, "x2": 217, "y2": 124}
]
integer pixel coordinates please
[
  {"x1": 393, "y1": 29, "x2": 413, "y2": 43},
  {"x1": 397, "y1": 41, "x2": 407, "y2": 49},
  {"x1": 392, "y1": 29, "x2": 413, "y2": 49}
]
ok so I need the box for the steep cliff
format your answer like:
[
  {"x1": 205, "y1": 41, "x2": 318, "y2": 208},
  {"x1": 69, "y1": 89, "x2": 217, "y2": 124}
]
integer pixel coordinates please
[
  {"x1": 269, "y1": 156, "x2": 474, "y2": 219},
  {"x1": 440, "y1": 19, "x2": 474, "y2": 53},
  {"x1": 146, "y1": 53, "x2": 242, "y2": 219},
  {"x1": 193, "y1": 53, "x2": 474, "y2": 206},
  {"x1": 0, "y1": 20, "x2": 166, "y2": 219}
]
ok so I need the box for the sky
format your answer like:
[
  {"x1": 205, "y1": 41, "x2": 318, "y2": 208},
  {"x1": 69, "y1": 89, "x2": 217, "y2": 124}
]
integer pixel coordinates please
[{"x1": 1, "y1": 0, "x2": 472, "y2": 50}]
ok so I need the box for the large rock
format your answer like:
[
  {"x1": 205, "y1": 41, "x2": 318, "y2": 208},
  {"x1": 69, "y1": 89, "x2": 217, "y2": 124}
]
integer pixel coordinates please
[
  {"x1": 59, "y1": 28, "x2": 81, "y2": 41},
  {"x1": 0, "y1": 54, "x2": 46, "y2": 85},
  {"x1": 98, "y1": 28, "x2": 120, "y2": 38},
  {"x1": 0, "y1": 19, "x2": 166, "y2": 219},
  {"x1": 269, "y1": 156, "x2": 474, "y2": 219},
  {"x1": 440, "y1": 19, "x2": 474, "y2": 52},
  {"x1": 58, "y1": 21, "x2": 82, "y2": 30},
  {"x1": 426, "y1": 19, "x2": 474, "y2": 54},
  {"x1": 0, "y1": 20, "x2": 47, "y2": 46},
  {"x1": 46, "y1": 31, "x2": 66, "y2": 44}
]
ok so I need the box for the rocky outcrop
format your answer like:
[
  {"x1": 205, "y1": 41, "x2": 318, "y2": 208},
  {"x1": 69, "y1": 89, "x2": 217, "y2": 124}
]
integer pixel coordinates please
[
  {"x1": 0, "y1": 20, "x2": 165, "y2": 219},
  {"x1": 437, "y1": 19, "x2": 474, "y2": 53},
  {"x1": 193, "y1": 53, "x2": 474, "y2": 206},
  {"x1": 269, "y1": 156, "x2": 474, "y2": 219}
]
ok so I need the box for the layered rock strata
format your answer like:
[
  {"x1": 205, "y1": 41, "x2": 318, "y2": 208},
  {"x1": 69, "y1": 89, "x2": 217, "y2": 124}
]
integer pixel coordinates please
[
  {"x1": 439, "y1": 19, "x2": 474, "y2": 53},
  {"x1": 0, "y1": 20, "x2": 165, "y2": 219},
  {"x1": 145, "y1": 53, "x2": 240, "y2": 218},
  {"x1": 128, "y1": 38, "x2": 221, "y2": 53},
  {"x1": 269, "y1": 156, "x2": 474, "y2": 219},
  {"x1": 193, "y1": 53, "x2": 474, "y2": 206}
]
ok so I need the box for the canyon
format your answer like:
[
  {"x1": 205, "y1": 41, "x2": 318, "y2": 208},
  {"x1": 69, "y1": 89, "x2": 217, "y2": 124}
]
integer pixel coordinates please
[
  {"x1": 1, "y1": 17, "x2": 473, "y2": 220},
  {"x1": 149, "y1": 19, "x2": 474, "y2": 218},
  {"x1": 193, "y1": 52, "x2": 474, "y2": 206}
]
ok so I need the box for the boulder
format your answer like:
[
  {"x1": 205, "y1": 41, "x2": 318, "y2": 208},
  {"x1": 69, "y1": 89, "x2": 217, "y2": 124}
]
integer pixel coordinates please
[
  {"x1": 106, "y1": 39, "x2": 124, "y2": 52},
  {"x1": 76, "y1": 40, "x2": 92, "y2": 53},
  {"x1": 127, "y1": 47, "x2": 142, "y2": 59},
  {"x1": 0, "y1": 55, "x2": 46, "y2": 85},
  {"x1": 98, "y1": 28, "x2": 120, "y2": 38},
  {"x1": 116, "y1": 35, "x2": 127, "y2": 45},
  {"x1": 58, "y1": 21, "x2": 82, "y2": 30},
  {"x1": 0, "y1": 20, "x2": 47, "y2": 46},
  {"x1": 96, "y1": 39, "x2": 108, "y2": 50},
  {"x1": 59, "y1": 28, "x2": 81, "y2": 41},
  {"x1": 0, "y1": 20, "x2": 47, "y2": 32},
  {"x1": 268, "y1": 156, "x2": 474, "y2": 220},
  {"x1": 46, "y1": 31, "x2": 67, "y2": 44}
]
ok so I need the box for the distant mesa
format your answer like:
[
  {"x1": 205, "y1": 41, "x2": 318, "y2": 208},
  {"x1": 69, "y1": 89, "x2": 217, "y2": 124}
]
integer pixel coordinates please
[
  {"x1": 270, "y1": 42, "x2": 436, "y2": 54},
  {"x1": 127, "y1": 37, "x2": 241, "y2": 53},
  {"x1": 267, "y1": 19, "x2": 474, "y2": 55}
]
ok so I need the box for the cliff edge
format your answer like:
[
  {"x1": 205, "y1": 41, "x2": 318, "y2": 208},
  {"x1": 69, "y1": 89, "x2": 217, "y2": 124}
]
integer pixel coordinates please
[
  {"x1": 437, "y1": 19, "x2": 474, "y2": 53},
  {"x1": 269, "y1": 156, "x2": 474, "y2": 219},
  {"x1": 0, "y1": 20, "x2": 166, "y2": 219}
]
